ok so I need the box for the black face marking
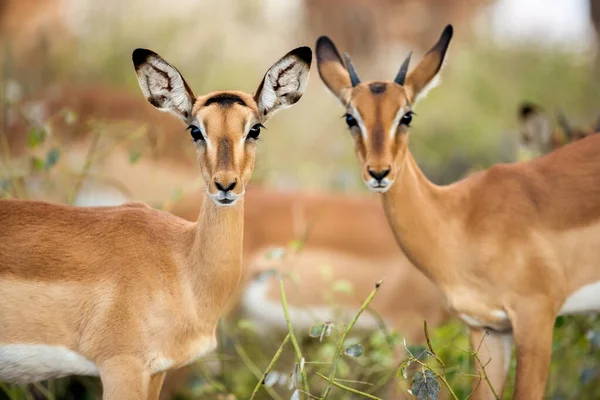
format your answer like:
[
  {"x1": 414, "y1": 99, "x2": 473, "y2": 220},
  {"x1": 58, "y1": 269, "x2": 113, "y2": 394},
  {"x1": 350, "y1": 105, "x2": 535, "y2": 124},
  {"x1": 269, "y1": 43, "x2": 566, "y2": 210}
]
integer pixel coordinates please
[
  {"x1": 369, "y1": 82, "x2": 387, "y2": 95},
  {"x1": 217, "y1": 136, "x2": 233, "y2": 169},
  {"x1": 204, "y1": 93, "x2": 247, "y2": 108}
]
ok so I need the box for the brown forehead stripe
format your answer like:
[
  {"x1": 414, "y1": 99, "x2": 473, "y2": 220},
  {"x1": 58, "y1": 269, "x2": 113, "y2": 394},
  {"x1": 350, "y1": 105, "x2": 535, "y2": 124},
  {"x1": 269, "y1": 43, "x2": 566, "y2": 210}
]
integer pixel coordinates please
[{"x1": 204, "y1": 93, "x2": 247, "y2": 107}]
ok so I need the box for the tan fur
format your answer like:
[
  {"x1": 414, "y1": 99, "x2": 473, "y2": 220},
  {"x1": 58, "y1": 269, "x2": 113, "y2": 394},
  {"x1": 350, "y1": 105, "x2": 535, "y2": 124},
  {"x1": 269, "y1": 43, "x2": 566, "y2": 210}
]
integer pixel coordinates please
[
  {"x1": 0, "y1": 46, "x2": 311, "y2": 399},
  {"x1": 317, "y1": 25, "x2": 600, "y2": 399}
]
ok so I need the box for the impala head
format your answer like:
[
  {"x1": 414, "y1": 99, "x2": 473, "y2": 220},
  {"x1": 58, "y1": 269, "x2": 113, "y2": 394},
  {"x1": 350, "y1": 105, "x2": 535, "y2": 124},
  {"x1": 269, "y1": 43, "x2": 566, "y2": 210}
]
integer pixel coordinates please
[
  {"x1": 316, "y1": 25, "x2": 453, "y2": 192},
  {"x1": 132, "y1": 47, "x2": 312, "y2": 206},
  {"x1": 518, "y1": 102, "x2": 600, "y2": 155}
]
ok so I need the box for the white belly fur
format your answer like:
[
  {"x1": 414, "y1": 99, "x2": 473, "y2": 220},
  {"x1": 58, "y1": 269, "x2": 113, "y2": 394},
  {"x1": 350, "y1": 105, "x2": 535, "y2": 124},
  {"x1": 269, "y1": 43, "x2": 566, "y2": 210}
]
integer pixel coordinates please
[
  {"x1": 0, "y1": 344, "x2": 99, "y2": 384},
  {"x1": 559, "y1": 281, "x2": 600, "y2": 315}
]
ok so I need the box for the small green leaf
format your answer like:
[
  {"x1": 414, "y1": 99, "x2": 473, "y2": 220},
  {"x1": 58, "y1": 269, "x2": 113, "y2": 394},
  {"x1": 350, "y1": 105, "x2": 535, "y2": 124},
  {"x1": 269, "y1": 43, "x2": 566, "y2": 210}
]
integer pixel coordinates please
[
  {"x1": 343, "y1": 343, "x2": 364, "y2": 357},
  {"x1": 27, "y1": 127, "x2": 46, "y2": 148},
  {"x1": 62, "y1": 109, "x2": 78, "y2": 125},
  {"x1": 332, "y1": 279, "x2": 354, "y2": 295},
  {"x1": 44, "y1": 148, "x2": 60, "y2": 170},
  {"x1": 309, "y1": 324, "x2": 325, "y2": 338},
  {"x1": 31, "y1": 156, "x2": 44, "y2": 171},
  {"x1": 236, "y1": 319, "x2": 255, "y2": 332},
  {"x1": 171, "y1": 187, "x2": 183, "y2": 202},
  {"x1": 287, "y1": 239, "x2": 304, "y2": 252},
  {"x1": 129, "y1": 149, "x2": 141, "y2": 164},
  {"x1": 411, "y1": 370, "x2": 440, "y2": 400}
]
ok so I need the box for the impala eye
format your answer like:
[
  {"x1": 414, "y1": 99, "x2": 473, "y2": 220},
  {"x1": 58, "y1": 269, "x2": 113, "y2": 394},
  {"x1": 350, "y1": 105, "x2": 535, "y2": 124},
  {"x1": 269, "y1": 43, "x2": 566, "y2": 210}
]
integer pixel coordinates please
[
  {"x1": 400, "y1": 111, "x2": 413, "y2": 126},
  {"x1": 247, "y1": 124, "x2": 263, "y2": 141},
  {"x1": 187, "y1": 125, "x2": 204, "y2": 141},
  {"x1": 344, "y1": 114, "x2": 358, "y2": 128}
]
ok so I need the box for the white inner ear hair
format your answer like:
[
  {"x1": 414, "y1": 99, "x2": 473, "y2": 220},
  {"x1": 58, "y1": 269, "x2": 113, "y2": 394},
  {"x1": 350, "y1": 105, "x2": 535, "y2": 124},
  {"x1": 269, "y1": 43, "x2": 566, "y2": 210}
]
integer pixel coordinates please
[
  {"x1": 137, "y1": 56, "x2": 193, "y2": 118},
  {"x1": 413, "y1": 73, "x2": 441, "y2": 105},
  {"x1": 258, "y1": 57, "x2": 309, "y2": 116}
]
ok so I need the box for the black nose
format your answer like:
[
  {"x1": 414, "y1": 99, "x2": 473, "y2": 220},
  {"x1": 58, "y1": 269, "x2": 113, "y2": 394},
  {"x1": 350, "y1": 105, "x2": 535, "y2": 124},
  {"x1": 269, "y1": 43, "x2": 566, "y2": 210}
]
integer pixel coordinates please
[
  {"x1": 368, "y1": 168, "x2": 390, "y2": 182},
  {"x1": 215, "y1": 180, "x2": 236, "y2": 192}
]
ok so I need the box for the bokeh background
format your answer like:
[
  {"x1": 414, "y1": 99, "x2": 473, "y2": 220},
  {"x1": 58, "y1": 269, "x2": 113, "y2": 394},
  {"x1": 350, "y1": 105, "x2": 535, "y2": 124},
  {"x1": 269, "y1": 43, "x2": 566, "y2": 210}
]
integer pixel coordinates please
[{"x1": 1, "y1": 0, "x2": 600, "y2": 399}]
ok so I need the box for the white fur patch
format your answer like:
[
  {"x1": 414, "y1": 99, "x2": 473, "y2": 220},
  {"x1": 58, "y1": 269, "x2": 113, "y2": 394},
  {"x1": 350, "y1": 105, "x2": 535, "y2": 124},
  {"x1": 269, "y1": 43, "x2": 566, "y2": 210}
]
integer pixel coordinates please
[
  {"x1": 390, "y1": 106, "x2": 407, "y2": 138},
  {"x1": 240, "y1": 278, "x2": 382, "y2": 336},
  {"x1": 413, "y1": 74, "x2": 441, "y2": 105},
  {"x1": 0, "y1": 345, "x2": 98, "y2": 384},
  {"x1": 559, "y1": 281, "x2": 600, "y2": 315}
]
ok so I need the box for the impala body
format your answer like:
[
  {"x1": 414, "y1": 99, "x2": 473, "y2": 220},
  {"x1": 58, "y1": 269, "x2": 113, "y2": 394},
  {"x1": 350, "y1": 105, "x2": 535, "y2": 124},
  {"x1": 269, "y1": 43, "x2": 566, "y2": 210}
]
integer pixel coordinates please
[
  {"x1": 316, "y1": 25, "x2": 600, "y2": 399},
  {"x1": 0, "y1": 45, "x2": 311, "y2": 399}
]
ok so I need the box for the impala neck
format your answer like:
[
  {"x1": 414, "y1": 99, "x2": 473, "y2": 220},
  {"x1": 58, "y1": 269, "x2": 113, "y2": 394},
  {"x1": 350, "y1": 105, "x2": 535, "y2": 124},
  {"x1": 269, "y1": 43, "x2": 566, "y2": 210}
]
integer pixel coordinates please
[
  {"x1": 381, "y1": 151, "x2": 459, "y2": 282},
  {"x1": 188, "y1": 194, "x2": 244, "y2": 319}
]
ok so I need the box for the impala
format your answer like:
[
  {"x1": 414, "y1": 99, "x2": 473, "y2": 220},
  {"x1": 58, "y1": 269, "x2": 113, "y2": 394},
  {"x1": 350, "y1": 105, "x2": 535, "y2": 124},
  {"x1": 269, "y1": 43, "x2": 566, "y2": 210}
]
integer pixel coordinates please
[
  {"x1": 0, "y1": 45, "x2": 311, "y2": 399},
  {"x1": 518, "y1": 102, "x2": 600, "y2": 155},
  {"x1": 316, "y1": 24, "x2": 600, "y2": 399}
]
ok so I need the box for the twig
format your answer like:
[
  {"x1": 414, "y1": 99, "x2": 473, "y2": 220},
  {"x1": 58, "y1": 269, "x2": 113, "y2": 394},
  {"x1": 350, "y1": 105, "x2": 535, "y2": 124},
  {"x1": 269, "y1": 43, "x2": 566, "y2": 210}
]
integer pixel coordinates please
[
  {"x1": 321, "y1": 280, "x2": 383, "y2": 399},
  {"x1": 315, "y1": 372, "x2": 382, "y2": 400},
  {"x1": 470, "y1": 331, "x2": 500, "y2": 400},
  {"x1": 248, "y1": 333, "x2": 290, "y2": 400},
  {"x1": 279, "y1": 280, "x2": 311, "y2": 396},
  {"x1": 68, "y1": 130, "x2": 101, "y2": 205},
  {"x1": 424, "y1": 320, "x2": 446, "y2": 374}
]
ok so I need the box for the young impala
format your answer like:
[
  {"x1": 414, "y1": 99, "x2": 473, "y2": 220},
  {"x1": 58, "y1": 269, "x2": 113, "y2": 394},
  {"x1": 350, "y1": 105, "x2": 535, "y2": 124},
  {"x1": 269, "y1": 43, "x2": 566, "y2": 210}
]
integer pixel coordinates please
[
  {"x1": 518, "y1": 102, "x2": 600, "y2": 155},
  {"x1": 0, "y1": 46, "x2": 311, "y2": 399},
  {"x1": 316, "y1": 25, "x2": 600, "y2": 399}
]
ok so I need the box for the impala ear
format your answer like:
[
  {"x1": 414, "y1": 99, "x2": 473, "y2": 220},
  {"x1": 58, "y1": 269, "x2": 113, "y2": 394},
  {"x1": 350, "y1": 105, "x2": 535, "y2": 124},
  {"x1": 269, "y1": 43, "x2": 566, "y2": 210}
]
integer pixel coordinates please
[
  {"x1": 555, "y1": 109, "x2": 573, "y2": 140},
  {"x1": 404, "y1": 25, "x2": 453, "y2": 104},
  {"x1": 132, "y1": 48, "x2": 195, "y2": 124},
  {"x1": 254, "y1": 46, "x2": 312, "y2": 122},
  {"x1": 315, "y1": 36, "x2": 353, "y2": 103}
]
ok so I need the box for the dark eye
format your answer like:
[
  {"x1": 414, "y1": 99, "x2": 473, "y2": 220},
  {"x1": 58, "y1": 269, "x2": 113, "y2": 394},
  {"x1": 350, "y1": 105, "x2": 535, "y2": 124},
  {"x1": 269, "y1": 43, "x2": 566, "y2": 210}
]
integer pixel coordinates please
[
  {"x1": 247, "y1": 124, "x2": 263, "y2": 141},
  {"x1": 400, "y1": 111, "x2": 413, "y2": 126},
  {"x1": 187, "y1": 125, "x2": 204, "y2": 141},
  {"x1": 345, "y1": 114, "x2": 358, "y2": 128}
]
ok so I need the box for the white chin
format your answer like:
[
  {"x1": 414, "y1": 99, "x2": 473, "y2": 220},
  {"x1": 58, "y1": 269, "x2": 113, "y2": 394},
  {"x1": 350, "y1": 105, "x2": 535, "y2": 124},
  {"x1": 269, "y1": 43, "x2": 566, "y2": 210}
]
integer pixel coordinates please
[
  {"x1": 366, "y1": 180, "x2": 391, "y2": 193},
  {"x1": 208, "y1": 194, "x2": 242, "y2": 207},
  {"x1": 369, "y1": 185, "x2": 390, "y2": 193}
]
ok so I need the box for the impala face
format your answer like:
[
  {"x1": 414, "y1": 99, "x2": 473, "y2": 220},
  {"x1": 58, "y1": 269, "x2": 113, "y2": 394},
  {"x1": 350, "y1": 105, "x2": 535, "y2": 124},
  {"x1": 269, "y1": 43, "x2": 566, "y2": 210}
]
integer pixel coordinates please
[
  {"x1": 316, "y1": 25, "x2": 453, "y2": 193},
  {"x1": 132, "y1": 47, "x2": 312, "y2": 206}
]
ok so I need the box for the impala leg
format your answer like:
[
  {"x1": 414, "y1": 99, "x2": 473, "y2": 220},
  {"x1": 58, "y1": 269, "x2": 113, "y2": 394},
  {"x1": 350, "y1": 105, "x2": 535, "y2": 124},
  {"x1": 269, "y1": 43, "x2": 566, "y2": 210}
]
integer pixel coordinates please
[
  {"x1": 148, "y1": 371, "x2": 166, "y2": 400},
  {"x1": 508, "y1": 303, "x2": 555, "y2": 400},
  {"x1": 99, "y1": 357, "x2": 150, "y2": 400},
  {"x1": 469, "y1": 328, "x2": 513, "y2": 400}
]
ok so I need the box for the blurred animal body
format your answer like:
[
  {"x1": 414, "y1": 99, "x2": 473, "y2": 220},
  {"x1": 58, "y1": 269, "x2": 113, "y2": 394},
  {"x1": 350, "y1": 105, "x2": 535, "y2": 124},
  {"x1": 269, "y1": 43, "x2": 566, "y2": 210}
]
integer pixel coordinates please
[
  {"x1": 0, "y1": 46, "x2": 311, "y2": 399},
  {"x1": 316, "y1": 25, "x2": 600, "y2": 400},
  {"x1": 517, "y1": 102, "x2": 600, "y2": 156}
]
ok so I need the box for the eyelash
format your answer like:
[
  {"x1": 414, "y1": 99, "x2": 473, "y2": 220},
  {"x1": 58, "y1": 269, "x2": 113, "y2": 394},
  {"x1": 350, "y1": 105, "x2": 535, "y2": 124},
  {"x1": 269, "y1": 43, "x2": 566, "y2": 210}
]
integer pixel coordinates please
[
  {"x1": 187, "y1": 125, "x2": 204, "y2": 142},
  {"x1": 247, "y1": 123, "x2": 264, "y2": 141}
]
